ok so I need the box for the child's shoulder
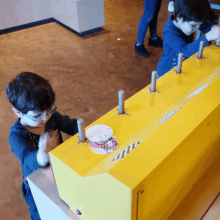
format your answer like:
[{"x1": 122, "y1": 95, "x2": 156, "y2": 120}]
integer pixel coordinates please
[
  {"x1": 8, "y1": 119, "x2": 32, "y2": 152},
  {"x1": 164, "y1": 17, "x2": 174, "y2": 29},
  {"x1": 10, "y1": 118, "x2": 24, "y2": 131},
  {"x1": 163, "y1": 16, "x2": 182, "y2": 38},
  {"x1": 9, "y1": 119, "x2": 28, "y2": 139}
]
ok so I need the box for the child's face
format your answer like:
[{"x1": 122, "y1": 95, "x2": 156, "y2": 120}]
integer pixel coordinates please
[
  {"x1": 13, "y1": 105, "x2": 56, "y2": 128},
  {"x1": 177, "y1": 18, "x2": 202, "y2": 35}
]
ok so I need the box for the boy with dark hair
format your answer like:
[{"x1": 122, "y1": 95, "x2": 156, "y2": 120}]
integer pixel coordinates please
[
  {"x1": 6, "y1": 72, "x2": 78, "y2": 220},
  {"x1": 157, "y1": 0, "x2": 220, "y2": 78}
]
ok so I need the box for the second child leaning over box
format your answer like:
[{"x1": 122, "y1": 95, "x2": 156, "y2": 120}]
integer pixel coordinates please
[{"x1": 157, "y1": 0, "x2": 220, "y2": 78}]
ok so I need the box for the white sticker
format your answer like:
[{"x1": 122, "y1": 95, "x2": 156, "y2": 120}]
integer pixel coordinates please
[{"x1": 188, "y1": 84, "x2": 209, "y2": 98}]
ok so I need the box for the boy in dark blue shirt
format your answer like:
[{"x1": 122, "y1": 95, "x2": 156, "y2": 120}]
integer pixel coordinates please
[
  {"x1": 6, "y1": 72, "x2": 78, "y2": 220},
  {"x1": 157, "y1": 0, "x2": 220, "y2": 78}
]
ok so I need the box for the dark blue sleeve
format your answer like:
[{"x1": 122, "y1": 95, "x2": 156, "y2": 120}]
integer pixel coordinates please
[
  {"x1": 8, "y1": 133, "x2": 39, "y2": 178},
  {"x1": 163, "y1": 31, "x2": 210, "y2": 58},
  {"x1": 54, "y1": 111, "x2": 78, "y2": 136},
  {"x1": 199, "y1": 19, "x2": 217, "y2": 33}
]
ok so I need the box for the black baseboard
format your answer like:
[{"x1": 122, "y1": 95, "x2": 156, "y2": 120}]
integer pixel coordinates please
[
  {"x1": 0, "y1": 18, "x2": 55, "y2": 35},
  {"x1": 0, "y1": 18, "x2": 101, "y2": 36},
  {"x1": 53, "y1": 18, "x2": 101, "y2": 36}
]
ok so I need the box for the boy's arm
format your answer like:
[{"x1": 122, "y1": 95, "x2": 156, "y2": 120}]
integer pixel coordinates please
[
  {"x1": 9, "y1": 133, "x2": 39, "y2": 176},
  {"x1": 36, "y1": 150, "x2": 50, "y2": 167},
  {"x1": 164, "y1": 31, "x2": 210, "y2": 58},
  {"x1": 9, "y1": 133, "x2": 50, "y2": 177},
  {"x1": 54, "y1": 111, "x2": 78, "y2": 136}
]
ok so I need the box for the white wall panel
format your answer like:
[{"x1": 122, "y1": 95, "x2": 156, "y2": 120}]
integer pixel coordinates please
[{"x1": 0, "y1": 0, "x2": 52, "y2": 29}]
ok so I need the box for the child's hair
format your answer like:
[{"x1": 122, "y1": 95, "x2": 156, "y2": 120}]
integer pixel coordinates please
[
  {"x1": 174, "y1": 0, "x2": 211, "y2": 23},
  {"x1": 6, "y1": 72, "x2": 55, "y2": 114}
]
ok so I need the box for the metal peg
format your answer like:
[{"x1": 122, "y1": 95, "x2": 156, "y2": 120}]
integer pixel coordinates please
[
  {"x1": 118, "y1": 90, "x2": 124, "y2": 114},
  {"x1": 198, "y1": 41, "x2": 205, "y2": 58},
  {"x1": 77, "y1": 119, "x2": 86, "y2": 142},
  {"x1": 150, "y1": 71, "x2": 157, "y2": 92},
  {"x1": 177, "y1": 53, "x2": 183, "y2": 73}
]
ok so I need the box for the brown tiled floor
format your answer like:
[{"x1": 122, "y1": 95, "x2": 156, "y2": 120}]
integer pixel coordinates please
[{"x1": 0, "y1": 0, "x2": 219, "y2": 219}]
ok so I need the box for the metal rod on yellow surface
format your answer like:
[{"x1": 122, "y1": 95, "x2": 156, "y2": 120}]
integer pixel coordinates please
[
  {"x1": 198, "y1": 41, "x2": 205, "y2": 58},
  {"x1": 177, "y1": 53, "x2": 183, "y2": 73},
  {"x1": 118, "y1": 90, "x2": 125, "y2": 114},
  {"x1": 150, "y1": 71, "x2": 157, "y2": 92},
  {"x1": 77, "y1": 119, "x2": 86, "y2": 142}
]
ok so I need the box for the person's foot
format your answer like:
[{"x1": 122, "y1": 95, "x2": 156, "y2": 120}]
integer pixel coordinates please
[
  {"x1": 148, "y1": 37, "x2": 163, "y2": 47},
  {"x1": 168, "y1": 1, "x2": 175, "y2": 13},
  {"x1": 135, "y1": 43, "x2": 149, "y2": 57}
]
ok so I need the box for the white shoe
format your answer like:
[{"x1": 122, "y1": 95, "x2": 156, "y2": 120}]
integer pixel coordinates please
[{"x1": 168, "y1": 1, "x2": 175, "y2": 13}]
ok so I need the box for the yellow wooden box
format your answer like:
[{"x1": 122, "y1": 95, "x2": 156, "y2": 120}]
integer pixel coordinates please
[{"x1": 50, "y1": 45, "x2": 220, "y2": 220}]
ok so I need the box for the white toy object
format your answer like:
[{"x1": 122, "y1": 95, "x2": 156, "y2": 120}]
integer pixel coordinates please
[{"x1": 86, "y1": 124, "x2": 113, "y2": 143}]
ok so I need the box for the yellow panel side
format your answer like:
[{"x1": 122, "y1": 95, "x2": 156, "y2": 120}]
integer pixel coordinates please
[
  {"x1": 137, "y1": 108, "x2": 220, "y2": 220},
  {"x1": 49, "y1": 153, "x2": 131, "y2": 220}
]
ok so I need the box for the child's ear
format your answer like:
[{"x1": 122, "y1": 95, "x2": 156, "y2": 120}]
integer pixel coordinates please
[{"x1": 12, "y1": 107, "x2": 23, "y2": 118}]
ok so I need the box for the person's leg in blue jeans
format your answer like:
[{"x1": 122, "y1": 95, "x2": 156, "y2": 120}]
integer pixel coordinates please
[
  {"x1": 22, "y1": 180, "x2": 41, "y2": 220},
  {"x1": 148, "y1": 0, "x2": 162, "y2": 42},
  {"x1": 135, "y1": 0, "x2": 163, "y2": 57}
]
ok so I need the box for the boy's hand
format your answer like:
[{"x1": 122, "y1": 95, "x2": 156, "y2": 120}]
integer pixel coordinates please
[
  {"x1": 205, "y1": 25, "x2": 220, "y2": 42},
  {"x1": 39, "y1": 129, "x2": 59, "y2": 154}
]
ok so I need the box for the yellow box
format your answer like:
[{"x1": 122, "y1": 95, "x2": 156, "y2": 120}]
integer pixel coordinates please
[{"x1": 50, "y1": 46, "x2": 220, "y2": 220}]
